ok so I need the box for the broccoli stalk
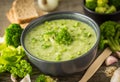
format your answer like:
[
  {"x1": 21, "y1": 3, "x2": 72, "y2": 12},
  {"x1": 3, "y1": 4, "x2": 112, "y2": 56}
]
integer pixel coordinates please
[
  {"x1": 99, "y1": 21, "x2": 120, "y2": 55},
  {"x1": 5, "y1": 24, "x2": 23, "y2": 47},
  {"x1": 107, "y1": 37, "x2": 120, "y2": 51},
  {"x1": 105, "y1": 5, "x2": 116, "y2": 14}
]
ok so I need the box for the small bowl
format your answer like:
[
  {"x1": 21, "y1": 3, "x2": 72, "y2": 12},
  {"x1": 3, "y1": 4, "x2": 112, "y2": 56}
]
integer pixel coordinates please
[
  {"x1": 83, "y1": 0, "x2": 120, "y2": 25},
  {"x1": 21, "y1": 12, "x2": 100, "y2": 76}
]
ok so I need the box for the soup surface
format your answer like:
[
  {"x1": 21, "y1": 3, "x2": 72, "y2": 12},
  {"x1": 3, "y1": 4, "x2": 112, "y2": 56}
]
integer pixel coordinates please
[{"x1": 24, "y1": 19, "x2": 96, "y2": 61}]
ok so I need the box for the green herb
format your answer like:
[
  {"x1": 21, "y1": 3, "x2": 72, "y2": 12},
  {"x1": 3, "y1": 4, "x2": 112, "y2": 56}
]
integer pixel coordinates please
[
  {"x1": 41, "y1": 27, "x2": 73, "y2": 47},
  {"x1": 55, "y1": 27, "x2": 73, "y2": 45}
]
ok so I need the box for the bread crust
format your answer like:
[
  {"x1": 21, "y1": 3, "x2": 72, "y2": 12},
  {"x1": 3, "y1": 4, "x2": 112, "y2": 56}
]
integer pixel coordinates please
[
  {"x1": 6, "y1": 8, "x2": 18, "y2": 23},
  {"x1": 20, "y1": 23, "x2": 29, "y2": 29},
  {"x1": 6, "y1": 0, "x2": 48, "y2": 28},
  {"x1": 12, "y1": 0, "x2": 39, "y2": 24},
  {"x1": 6, "y1": 9, "x2": 29, "y2": 29}
]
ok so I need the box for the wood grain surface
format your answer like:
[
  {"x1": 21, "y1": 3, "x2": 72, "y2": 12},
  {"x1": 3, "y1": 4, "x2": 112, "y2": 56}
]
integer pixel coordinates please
[{"x1": 0, "y1": 0, "x2": 119, "y2": 82}]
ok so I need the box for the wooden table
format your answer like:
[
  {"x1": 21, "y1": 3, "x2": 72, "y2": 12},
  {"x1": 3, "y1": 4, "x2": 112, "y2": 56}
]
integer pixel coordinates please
[{"x1": 0, "y1": 0, "x2": 119, "y2": 82}]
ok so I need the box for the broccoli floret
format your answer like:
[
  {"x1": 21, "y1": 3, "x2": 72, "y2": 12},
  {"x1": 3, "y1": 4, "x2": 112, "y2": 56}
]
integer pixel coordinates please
[
  {"x1": 41, "y1": 26, "x2": 73, "y2": 48},
  {"x1": 41, "y1": 31, "x2": 55, "y2": 49},
  {"x1": 55, "y1": 27, "x2": 73, "y2": 45},
  {"x1": 109, "y1": 0, "x2": 120, "y2": 9},
  {"x1": 100, "y1": 21, "x2": 117, "y2": 37},
  {"x1": 0, "y1": 64, "x2": 6, "y2": 73},
  {"x1": 0, "y1": 24, "x2": 32, "y2": 78},
  {"x1": 96, "y1": 0, "x2": 116, "y2": 14},
  {"x1": 35, "y1": 74, "x2": 56, "y2": 82},
  {"x1": 0, "y1": 45, "x2": 31, "y2": 78},
  {"x1": 85, "y1": 0, "x2": 119, "y2": 14},
  {"x1": 5, "y1": 24, "x2": 23, "y2": 47},
  {"x1": 85, "y1": 0, "x2": 97, "y2": 10},
  {"x1": 95, "y1": 6, "x2": 107, "y2": 14},
  {"x1": 35, "y1": 74, "x2": 46, "y2": 82},
  {"x1": 105, "y1": 5, "x2": 116, "y2": 14},
  {"x1": 99, "y1": 21, "x2": 120, "y2": 52},
  {"x1": 7, "y1": 60, "x2": 32, "y2": 78},
  {"x1": 97, "y1": 0, "x2": 108, "y2": 7}
]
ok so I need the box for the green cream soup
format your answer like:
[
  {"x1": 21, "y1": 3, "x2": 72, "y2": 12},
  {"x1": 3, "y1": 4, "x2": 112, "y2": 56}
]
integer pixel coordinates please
[{"x1": 24, "y1": 19, "x2": 96, "y2": 61}]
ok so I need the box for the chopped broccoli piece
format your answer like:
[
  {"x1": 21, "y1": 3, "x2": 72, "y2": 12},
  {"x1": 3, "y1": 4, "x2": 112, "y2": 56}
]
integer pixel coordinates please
[
  {"x1": 41, "y1": 26, "x2": 73, "y2": 48},
  {"x1": 5, "y1": 24, "x2": 23, "y2": 47},
  {"x1": 85, "y1": 0, "x2": 97, "y2": 10},
  {"x1": 109, "y1": 0, "x2": 120, "y2": 9},
  {"x1": 55, "y1": 27, "x2": 73, "y2": 45},
  {"x1": 41, "y1": 30, "x2": 55, "y2": 49},
  {"x1": 99, "y1": 21, "x2": 120, "y2": 52},
  {"x1": 35, "y1": 74, "x2": 56, "y2": 82},
  {"x1": 97, "y1": 0, "x2": 108, "y2": 7},
  {"x1": 85, "y1": 0, "x2": 118, "y2": 14},
  {"x1": 0, "y1": 64, "x2": 6, "y2": 73},
  {"x1": 95, "y1": 6, "x2": 107, "y2": 14},
  {"x1": 105, "y1": 5, "x2": 116, "y2": 14},
  {"x1": 35, "y1": 74, "x2": 46, "y2": 82},
  {"x1": 7, "y1": 60, "x2": 32, "y2": 78}
]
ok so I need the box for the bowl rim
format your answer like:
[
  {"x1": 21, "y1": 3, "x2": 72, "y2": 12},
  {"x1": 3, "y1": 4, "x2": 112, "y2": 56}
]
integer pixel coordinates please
[
  {"x1": 21, "y1": 11, "x2": 100, "y2": 63},
  {"x1": 83, "y1": 0, "x2": 120, "y2": 15}
]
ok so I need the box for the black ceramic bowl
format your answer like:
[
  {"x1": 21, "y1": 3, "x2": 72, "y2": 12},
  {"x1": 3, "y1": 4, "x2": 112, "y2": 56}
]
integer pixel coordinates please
[
  {"x1": 21, "y1": 12, "x2": 100, "y2": 76},
  {"x1": 83, "y1": 0, "x2": 120, "y2": 25}
]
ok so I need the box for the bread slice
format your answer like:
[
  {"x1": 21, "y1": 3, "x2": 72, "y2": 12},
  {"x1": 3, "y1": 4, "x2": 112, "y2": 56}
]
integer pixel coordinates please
[
  {"x1": 6, "y1": 8, "x2": 29, "y2": 28},
  {"x1": 6, "y1": 8, "x2": 18, "y2": 23},
  {"x1": 12, "y1": 0, "x2": 39, "y2": 24},
  {"x1": 6, "y1": 0, "x2": 48, "y2": 28}
]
